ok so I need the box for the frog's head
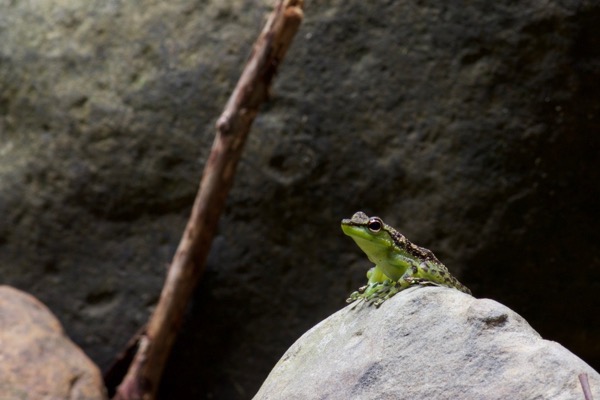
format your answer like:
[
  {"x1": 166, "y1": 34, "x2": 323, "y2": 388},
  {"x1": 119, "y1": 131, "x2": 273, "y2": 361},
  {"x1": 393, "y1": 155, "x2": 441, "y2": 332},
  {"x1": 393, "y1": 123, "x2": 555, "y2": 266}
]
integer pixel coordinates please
[{"x1": 341, "y1": 212, "x2": 395, "y2": 261}]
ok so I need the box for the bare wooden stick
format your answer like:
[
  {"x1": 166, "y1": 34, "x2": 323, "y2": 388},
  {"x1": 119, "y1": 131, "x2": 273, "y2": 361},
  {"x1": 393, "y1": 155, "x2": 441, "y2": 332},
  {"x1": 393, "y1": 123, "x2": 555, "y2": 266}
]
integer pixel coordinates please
[
  {"x1": 112, "y1": 1, "x2": 304, "y2": 399},
  {"x1": 103, "y1": 325, "x2": 146, "y2": 395},
  {"x1": 580, "y1": 373, "x2": 594, "y2": 400}
]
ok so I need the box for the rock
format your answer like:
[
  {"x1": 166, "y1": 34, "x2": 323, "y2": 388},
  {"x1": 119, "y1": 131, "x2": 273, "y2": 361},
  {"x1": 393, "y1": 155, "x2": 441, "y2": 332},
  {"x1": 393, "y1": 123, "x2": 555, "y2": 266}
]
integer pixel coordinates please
[
  {"x1": 254, "y1": 287, "x2": 600, "y2": 400},
  {"x1": 0, "y1": 286, "x2": 107, "y2": 400}
]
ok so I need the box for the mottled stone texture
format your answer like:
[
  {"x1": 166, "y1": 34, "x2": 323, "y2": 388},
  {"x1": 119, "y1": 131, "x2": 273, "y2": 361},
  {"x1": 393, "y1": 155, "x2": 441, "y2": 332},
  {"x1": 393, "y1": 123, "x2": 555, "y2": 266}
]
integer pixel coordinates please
[
  {"x1": 0, "y1": 0, "x2": 598, "y2": 399},
  {"x1": 255, "y1": 287, "x2": 600, "y2": 400},
  {"x1": 0, "y1": 286, "x2": 107, "y2": 400}
]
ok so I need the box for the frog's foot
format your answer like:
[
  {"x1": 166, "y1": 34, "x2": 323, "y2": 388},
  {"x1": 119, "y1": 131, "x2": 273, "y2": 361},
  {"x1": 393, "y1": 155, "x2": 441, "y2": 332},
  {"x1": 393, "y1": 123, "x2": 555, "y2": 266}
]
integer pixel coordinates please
[
  {"x1": 346, "y1": 285, "x2": 368, "y2": 304},
  {"x1": 405, "y1": 277, "x2": 442, "y2": 288},
  {"x1": 348, "y1": 277, "x2": 445, "y2": 307},
  {"x1": 347, "y1": 280, "x2": 401, "y2": 307}
]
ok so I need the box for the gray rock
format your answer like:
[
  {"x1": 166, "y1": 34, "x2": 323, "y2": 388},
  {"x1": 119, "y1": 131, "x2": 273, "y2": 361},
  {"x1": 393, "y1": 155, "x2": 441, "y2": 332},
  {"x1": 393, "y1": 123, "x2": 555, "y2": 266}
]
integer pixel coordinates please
[
  {"x1": 0, "y1": 286, "x2": 107, "y2": 400},
  {"x1": 254, "y1": 287, "x2": 600, "y2": 400}
]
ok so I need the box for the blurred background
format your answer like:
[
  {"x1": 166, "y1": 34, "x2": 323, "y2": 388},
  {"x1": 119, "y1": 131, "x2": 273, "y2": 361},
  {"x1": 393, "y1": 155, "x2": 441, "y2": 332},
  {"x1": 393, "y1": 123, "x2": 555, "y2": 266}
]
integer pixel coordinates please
[{"x1": 0, "y1": 0, "x2": 598, "y2": 398}]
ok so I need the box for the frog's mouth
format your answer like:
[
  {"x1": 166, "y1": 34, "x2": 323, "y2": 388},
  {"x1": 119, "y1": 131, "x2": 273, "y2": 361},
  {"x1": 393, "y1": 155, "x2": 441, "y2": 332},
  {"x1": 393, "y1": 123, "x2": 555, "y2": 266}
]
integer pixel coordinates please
[
  {"x1": 341, "y1": 224, "x2": 391, "y2": 251},
  {"x1": 340, "y1": 223, "x2": 363, "y2": 237}
]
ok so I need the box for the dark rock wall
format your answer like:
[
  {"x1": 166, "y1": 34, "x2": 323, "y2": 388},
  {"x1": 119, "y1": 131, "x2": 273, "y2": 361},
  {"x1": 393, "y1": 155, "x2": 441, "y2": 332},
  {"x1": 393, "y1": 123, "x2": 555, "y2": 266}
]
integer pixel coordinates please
[{"x1": 0, "y1": 1, "x2": 598, "y2": 399}]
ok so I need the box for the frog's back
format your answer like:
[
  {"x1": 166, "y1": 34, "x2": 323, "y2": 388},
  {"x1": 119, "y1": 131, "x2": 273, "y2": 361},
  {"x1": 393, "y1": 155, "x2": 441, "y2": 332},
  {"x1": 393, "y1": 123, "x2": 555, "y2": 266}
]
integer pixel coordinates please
[
  {"x1": 418, "y1": 258, "x2": 471, "y2": 294},
  {"x1": 390, "y1": 229, "x2": 471, "y2": 295}
]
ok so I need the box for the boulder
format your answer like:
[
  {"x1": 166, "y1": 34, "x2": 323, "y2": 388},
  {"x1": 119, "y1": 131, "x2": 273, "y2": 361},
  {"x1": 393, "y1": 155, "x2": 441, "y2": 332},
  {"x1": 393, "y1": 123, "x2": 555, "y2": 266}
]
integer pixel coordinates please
[
  {"x1": 0, "y1": 286, "x2": 107, "y2": 400},
  {"x1": 254, "y1": 287, "x2": 600, "y2": 400}
]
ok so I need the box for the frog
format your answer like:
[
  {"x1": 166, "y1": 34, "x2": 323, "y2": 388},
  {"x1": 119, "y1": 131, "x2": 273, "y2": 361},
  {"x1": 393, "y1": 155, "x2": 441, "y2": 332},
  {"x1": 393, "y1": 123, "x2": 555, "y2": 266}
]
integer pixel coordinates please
[{"x1": 341, "y1": 211, "x2": 471, "y2": 306}]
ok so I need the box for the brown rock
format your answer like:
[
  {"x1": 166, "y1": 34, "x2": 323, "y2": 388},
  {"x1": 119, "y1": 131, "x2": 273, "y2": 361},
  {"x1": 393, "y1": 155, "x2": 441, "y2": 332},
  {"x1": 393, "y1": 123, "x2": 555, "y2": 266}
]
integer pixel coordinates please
[{"x1": 0, "y1": 286, "x2": 107, "y2": 400}]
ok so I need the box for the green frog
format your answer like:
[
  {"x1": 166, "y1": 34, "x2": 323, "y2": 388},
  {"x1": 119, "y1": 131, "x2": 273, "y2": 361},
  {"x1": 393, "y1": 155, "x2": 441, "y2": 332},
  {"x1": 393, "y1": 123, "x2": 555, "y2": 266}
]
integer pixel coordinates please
[{"x1": 342, "y1": 211, "x2": 471, "y2": 306}]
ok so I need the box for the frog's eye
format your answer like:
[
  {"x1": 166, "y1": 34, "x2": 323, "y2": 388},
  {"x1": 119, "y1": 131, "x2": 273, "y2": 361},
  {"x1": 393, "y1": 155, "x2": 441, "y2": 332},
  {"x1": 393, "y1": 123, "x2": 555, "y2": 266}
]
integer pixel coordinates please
[{"x1": 367, "y1": 217, "x2": 383, "y2": 233}]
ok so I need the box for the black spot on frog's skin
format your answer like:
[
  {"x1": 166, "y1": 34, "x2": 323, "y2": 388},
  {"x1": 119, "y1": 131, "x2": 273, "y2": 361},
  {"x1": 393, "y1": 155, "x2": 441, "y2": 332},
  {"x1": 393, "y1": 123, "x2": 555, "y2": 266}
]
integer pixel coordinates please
[
  {"x1": 391, "y1": 230, "x2": 442, "y2": 264},
  {"x1": 343, "y1": 212, "x2": 473, "y2": 295}
]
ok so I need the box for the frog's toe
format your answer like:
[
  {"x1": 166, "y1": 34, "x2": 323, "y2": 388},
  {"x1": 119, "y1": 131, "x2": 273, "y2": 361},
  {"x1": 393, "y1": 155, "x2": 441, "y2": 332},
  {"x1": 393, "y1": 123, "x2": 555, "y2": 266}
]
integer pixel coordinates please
[
  {"x1": 373, "y1": 298, "x2": 385, "y2": 307},
  {"x1": 405, "y1": 277, "x2": 441, "y2": 288},
  {"x1": 364, "y1": 282, "x2": 397, "y2": 305},
  {"x1": 348, "y1": 279, "x2": 404, "y2": 306},
  {"x1": 346, "y1": 290, "x2": 361, "y2": 303}
]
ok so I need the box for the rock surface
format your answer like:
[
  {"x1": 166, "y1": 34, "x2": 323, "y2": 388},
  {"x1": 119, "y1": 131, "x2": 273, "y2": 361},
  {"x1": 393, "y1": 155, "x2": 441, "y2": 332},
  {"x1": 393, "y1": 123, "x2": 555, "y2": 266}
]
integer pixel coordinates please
[
  {"x1": 0, "y1": 286, "x2": 107, "y2": 400},
  {"x1": 0, "y1": 0, "x2": 599, "y2": 398},
  {"x1": 254, "y1": 287, "x2": 600, "y2": 400}
]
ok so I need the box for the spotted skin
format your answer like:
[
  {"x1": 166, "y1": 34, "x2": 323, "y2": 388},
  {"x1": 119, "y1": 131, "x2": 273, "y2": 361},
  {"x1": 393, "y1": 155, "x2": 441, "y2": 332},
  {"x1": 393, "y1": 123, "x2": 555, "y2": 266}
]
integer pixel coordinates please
[{"x1": 341, "y1": 211, "x2": 471, "y2": 306}]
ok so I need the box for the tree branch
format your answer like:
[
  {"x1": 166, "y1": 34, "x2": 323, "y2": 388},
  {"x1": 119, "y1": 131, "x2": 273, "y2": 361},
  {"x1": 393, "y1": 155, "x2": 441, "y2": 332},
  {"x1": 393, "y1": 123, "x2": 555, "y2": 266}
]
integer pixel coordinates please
[
  {"x1": 579, "y1": 373, "x2": 594, "y2": 400},
  {"x1": 111, "y1": 1, "x2": 304, "y2": 399}
]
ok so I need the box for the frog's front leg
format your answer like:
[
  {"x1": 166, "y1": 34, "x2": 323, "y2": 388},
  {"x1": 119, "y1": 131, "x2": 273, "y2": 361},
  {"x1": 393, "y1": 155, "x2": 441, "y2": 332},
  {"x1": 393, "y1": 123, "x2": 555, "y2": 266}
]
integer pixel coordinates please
[
  {"x1": 368, "y1": 275, "x2": 414, "y2": 306},
  {"x1": 405, "y1": 276, "x2": 443, "y2": 287},
  {"x1": 367, "y1": 265, "x2": 387, "y2": 284},
  {"x1": 350, "y1": 264, "x2": 434, "y2": 307},
  {"x1": 347, "y1": 265, "x2": 391, "y2": 304}
]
